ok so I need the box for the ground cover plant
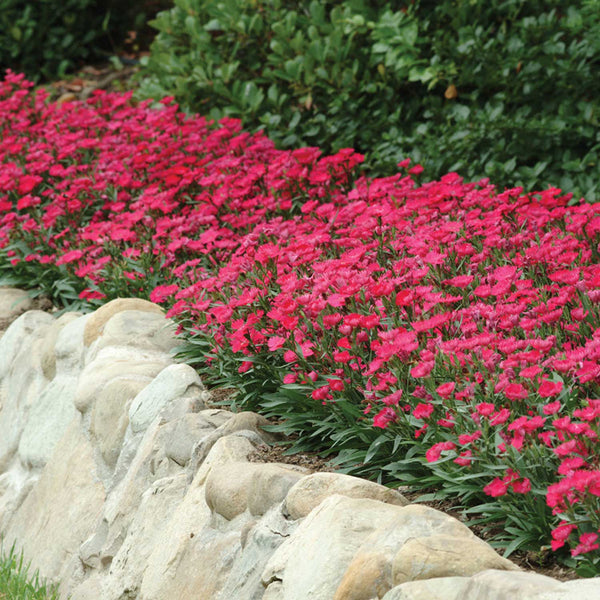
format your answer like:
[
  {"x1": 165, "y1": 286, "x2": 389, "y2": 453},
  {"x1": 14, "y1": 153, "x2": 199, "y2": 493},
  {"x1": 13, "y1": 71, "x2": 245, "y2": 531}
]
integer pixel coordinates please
[
  {"x1": 0, "y1": 71, "x2": 600, "y2": 575},
  {"x1": 137, "y1": 0, "x2": 600, "y2": 201}
]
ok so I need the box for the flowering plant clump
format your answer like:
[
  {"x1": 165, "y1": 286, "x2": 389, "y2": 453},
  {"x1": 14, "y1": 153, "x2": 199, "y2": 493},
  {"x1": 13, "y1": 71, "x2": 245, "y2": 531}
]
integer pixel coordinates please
[{"x1": 1, "y1": 71, "x2": 599, "y2": 574}]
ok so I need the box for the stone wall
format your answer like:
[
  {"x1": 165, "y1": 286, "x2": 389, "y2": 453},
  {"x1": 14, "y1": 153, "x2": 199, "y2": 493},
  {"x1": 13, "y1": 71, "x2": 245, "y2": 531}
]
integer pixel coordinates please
[{"x1": 0, "y1": 289, "x2": 596, "y2": 599}]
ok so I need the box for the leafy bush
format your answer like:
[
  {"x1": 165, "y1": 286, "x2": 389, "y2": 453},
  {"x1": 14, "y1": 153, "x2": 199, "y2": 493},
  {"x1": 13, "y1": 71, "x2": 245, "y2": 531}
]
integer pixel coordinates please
[
  {"x1": 1, "y1": 73, "x2": 600, "y2": 572},
  {"x1": 137, "y1": 0, "x2": 600, "y2": 200},
  {"x1": 0, "y1": 0, "x2": 167, "y2": 81}
]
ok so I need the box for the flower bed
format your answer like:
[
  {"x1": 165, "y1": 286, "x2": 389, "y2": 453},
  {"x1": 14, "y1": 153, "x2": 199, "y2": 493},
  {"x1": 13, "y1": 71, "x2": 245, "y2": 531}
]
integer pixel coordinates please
[{"x1": 0, "y1": 71, "x2": 599, "y2": 575}]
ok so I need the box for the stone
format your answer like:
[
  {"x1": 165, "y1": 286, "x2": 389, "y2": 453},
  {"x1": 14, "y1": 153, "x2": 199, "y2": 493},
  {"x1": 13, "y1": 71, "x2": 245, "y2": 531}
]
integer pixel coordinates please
[
  {"x1": 73, "y1": 350, "x2": 170, "y2": 414},
  {"x1": 189, "y1": 411, "x2": 280, "y2": 477},
  {"x1": 0, "y1": 311, "x2": 54, "y2": 470},
  {"x1": 334, "y1": 504, "x2": 488, "y2": 600},
  {"x1": 261, "y1": 495, "x2": 408, "y2": 600},
  {"x1": 83, "y1": 298, "x2": 163, "y2": 346},
  {"x1": 247, "y1": 464, "x2": 307, "y2": 517},
  {"x1": 164, "y1": 413, "x2": 216, "y2": 466},
  {"x1": 89, "y1": 309, "x2": 178, "y2": 359},
  {"x1": 536, "y1": 578, "x2": 600, "y2": 600},
  {"x1": 381, "y1": 577, "x2": 471, "y2": 600},
  {"x1": 18, "y1": 374, "x2": 79, "y2": 468},
  {"x1": 90, "y1": 377, "x2": 151, "y2": 470},
  {"x1": 100, "y1": 473, "x2": 188, "y2": 600},
  {"x1": 463, "y1": 569, "x2": 565, "y2": 600},
  {"x1": 0, "y1": 287, "x2": 34, "y2": 320},
  {"x1": 284, "y1": 472, "x2": 408, "y2": 520},
  {"x1": 39, "y1": 311, "x2": 82, "y2": 380},
  {"x1": 216, "y1": 506, "x2": 299, "y2": 600},
  {"x1": 192, "y1": 434, "x2": 257, "y2": 487},
  {"x1": 392, "y1": 534, "x2": 519, "y2": 584},
  {"x1": 54, "y1": 313, "x2": 90, "y2": 375},
  {"x1": 205, "y1": 462, "x2": 306, "y2": 520},
  {"x1": 128, "y1": 363, "x2": 207, "y2": 435},
  {"x1": 3, "y1": 416, "x2": 105, "y2": 582}
]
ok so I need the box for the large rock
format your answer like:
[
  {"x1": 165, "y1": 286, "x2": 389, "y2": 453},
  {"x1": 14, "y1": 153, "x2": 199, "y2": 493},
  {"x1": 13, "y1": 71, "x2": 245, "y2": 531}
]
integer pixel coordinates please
[
  {"x1": 3, "y1": 416, "x2": 105, "y2": 583},
  {"x1": 334, "y1": 504, "x2": 504, "y2": 600},
  {"x1": 392, "y1": 534, "x2": 518, "y2": 584},
  {"x1": 83, "y1": 298, "x2": 164, "y2": 346},
  {"x1": 73, "y1": 349, "x2": 169, "y2": 415},
  {"x1": 0, "y1": 287, "x2": 35, "y2": 321},
  {"x1": 463, "y1": 569, "x2": 565, "y2": 600},
  {"x1": 128, "y1": 363, "x2": 208, "y2": 435},
  {"x1": 39, "y1": 311, "x2": 82, "y2": 380},
  {"x1": 90, "y1": 309, "x2": 178, "y2": 357},
  {"x1": 189, "y1": 411, "x2": 280, "y2": 477},
  {"x1": 0, "y1": 311, "x2": 54, "y2": 470},
  {"x1": 215, "y1": 506, "x2": 299, "y2": 600},
  {"x1": 284, "y1": 472, "x2": 408, "y2": 520},
  {"x1": 205, "y1": 462, "x2": 305, "y2": 521},
  {"x1": 261, "y1": 495, "x2": 409, "y2": 600},
  {"x1": 381, "y1": 577, "x2": 471, "y2": 600},
  {"x1": 18, "y1": 374, "x2": 79, "y2": 468},
  {"x1": 83, "y1": 473, "x2": 188, "y2": 600},
  {"x1": 536, "y1": 578, "x2": 600, "y2": 600}
]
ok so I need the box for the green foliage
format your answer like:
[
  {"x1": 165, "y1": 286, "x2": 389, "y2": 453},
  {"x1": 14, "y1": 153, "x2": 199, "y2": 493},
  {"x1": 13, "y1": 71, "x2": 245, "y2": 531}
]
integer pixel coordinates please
[
  {"x1": 0, "y1": 542, "x2": 59, "y2": 599},
  {"x1": 0, "y1": 0, "x2": 164, "y2": 81},
  {"x1": 138, "y1": 0, "x2": 600, "y2": 200}
]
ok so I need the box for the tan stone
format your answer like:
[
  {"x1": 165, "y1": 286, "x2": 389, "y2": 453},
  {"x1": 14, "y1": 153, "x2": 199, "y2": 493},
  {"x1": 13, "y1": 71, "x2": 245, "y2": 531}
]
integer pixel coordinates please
[
  {"x1": 247, "y1": 463, "x2": 307, "y2": 517},
  {"x1": 90, "y1": 377, "x2": 150, "y2": 469},
  {"x1": 74, "y1": 353, "x2": 168, "y2": 414},
  {"x1": 83, "y1": 298, "x2": 163, "y2": 346},
  {"x1": 284, "y1": 472, "x2": 408, "y2": 520},
  {"x1": 206, "y1": 462, "x2": 303, "y2": 521},
  {"x1": 392, "y1": 534, "x2": 519, "y2": 585},
  {"x1": 261, "y1": 495, "x2": 409, "y2": 600},
  {"x1": 0, "y1": 287, "x2": 34, "y2": 320},
  {"x1": 334, "y1": 505, "x2": 484, "y2": 600}
]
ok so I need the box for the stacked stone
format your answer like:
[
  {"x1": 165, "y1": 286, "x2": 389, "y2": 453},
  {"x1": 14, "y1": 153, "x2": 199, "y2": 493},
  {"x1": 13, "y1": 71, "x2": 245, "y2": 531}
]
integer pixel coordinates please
[{"x1": 0, "y1": 288, "x2": 596, "y2": 599}]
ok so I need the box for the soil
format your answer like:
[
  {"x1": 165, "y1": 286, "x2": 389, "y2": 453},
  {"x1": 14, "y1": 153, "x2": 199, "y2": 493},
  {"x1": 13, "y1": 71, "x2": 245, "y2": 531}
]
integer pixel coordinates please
[{"x1": 41, "y1": 57, "x2": 144, "y2": 104}]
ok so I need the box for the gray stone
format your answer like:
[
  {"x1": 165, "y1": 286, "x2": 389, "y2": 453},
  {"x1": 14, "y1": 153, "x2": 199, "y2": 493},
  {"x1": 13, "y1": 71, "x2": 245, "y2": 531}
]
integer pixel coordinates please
[
  {"x1": 101, "y1": 473, "x2": 188, "y2": 600},
  {"x1": 334, "y1": 505, "x2": 492, "y2": 600},
  {"x1": 90, "y1": 377, "x2": 150, "y2": 470},
  {"x1": 192, "y1": 434, "x2": 258, "y2": 487},
  {"x1": 164, "y1": 413, "x2": 216, "y2": 466},
  {"x1": 73, "y1": 350, "x2": 169, "y2": 414},
  {"x1": 18, "y1": 375, "x2": 79, "y2": 468},
  {"x1": 128, "y1": 363, "x2": 207, "y2": 435},
  {"x1": 536, "y1": 578, "x2": 600, "y2": 600},
  {"x1": 284, "y1": 472, "x2": 408, "y2": 520},
  {"x1": 39, "y1": 311, "x2": 81, "y2": 380},
  {"x1": 381, "y1": 577, "x2": 471, "y2": 600},
  {"x1": 206, "y1": 462, "x2": 306, "y2": 521},
  {"x1": 3, "y1": 416, "x2": 105, "y2": 582},
  {"x1": 463, "y1": 569, "x2": 565, "y2": 600},
  {"x1": 0, "y1": 311, "x2": 54, "y2": 470},
  {"x1": 189, "y1": 411, "x2": 280, "y2": 478},
  {"x1": 216, "y1": 506, "x2": 299, "y2": 600}
]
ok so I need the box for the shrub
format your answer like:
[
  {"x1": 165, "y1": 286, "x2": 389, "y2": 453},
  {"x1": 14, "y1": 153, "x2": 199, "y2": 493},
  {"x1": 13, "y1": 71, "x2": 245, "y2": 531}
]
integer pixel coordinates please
[
  {"x1": 137, "y1": 0, "x2": 600, "y2": 200},
  {"x1": 0, "y1": 0, "x2": 168, "y2": 81}
]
